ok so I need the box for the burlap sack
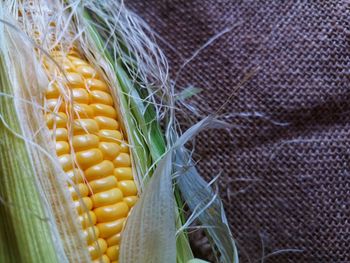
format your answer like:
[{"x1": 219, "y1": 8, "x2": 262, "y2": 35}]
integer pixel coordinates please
[{"x1": 128, "y1": 1, "x2": 350, "y2": 262}]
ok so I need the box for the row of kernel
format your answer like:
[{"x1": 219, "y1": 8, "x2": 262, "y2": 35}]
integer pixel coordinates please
[{"x1": 67, "y1": 54, "x2": 129, "y2": 262}]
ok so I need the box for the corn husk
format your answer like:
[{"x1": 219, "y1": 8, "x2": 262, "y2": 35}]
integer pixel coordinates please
[{"x1": 0, "y1": 5, "x2": 86, "y2": 262}]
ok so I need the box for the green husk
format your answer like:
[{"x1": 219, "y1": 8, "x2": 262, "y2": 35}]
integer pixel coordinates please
[
  {"x1": 0, "y1": 47, "x2": 58, "y2": 263},
  {"x1": 0, "y1": 3, "x2": 93, "y2": 262}
]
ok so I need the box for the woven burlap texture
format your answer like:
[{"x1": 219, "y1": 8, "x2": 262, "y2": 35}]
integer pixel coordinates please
[{"x1": 128, "y1": 1, "x2": 350, "y2": 262}]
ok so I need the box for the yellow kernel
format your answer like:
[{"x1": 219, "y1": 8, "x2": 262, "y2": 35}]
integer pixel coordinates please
[
  {"x1": 84, "y1": 226, "x2": 100, "y2": 244},
  {"x1": 106, "y1": 233, "x2": 121, "y2": 246},
  {"x1": 50, "y1": 50, "x2": 64, "y2": 58},
  {"x1": 91, "y1": 104, "x2": 117, "y2": 119},
  {"x1": 69, "y1": 56, "x2": 88, "y2": 67},
  {"x1": 65, "y1": 72, "x2": 84, "y2": 87},
  {"x1": 85, "y1": 160, "x2": 114, "y2": 181},
  {"x1": 120, "y1": 142, "x2": 129, "y2": 153},
  {"x1": 59, "y1": 154, "x2": 73, "y2": 172},
  {"x1": 90, "y1": 90, "x2": 113, "y2": 105},
  {"x1": 66, "y1": 168, "x2": 84, "y2": 184},
  {"x1": 94, "y1": 202, "x2": 129, "y2": 223},
  {"x1": 56, "y1": 141, "x2": 69, "y2": 155},
  {"x1": 72, "y1": 134, "x2": 99, "y2": 152},
  {"x1": 79, "y1": 211, "x2": 97, "y2": 228},
  {"x1": 72, "y1": 88, "x2": 90, "y2": 104},
  {"x1": 76, "y1": 149, "x2": 103, "y2": 170},
  {"x1": 53, "y1": 56, "x2": 74, "y2": 71},
  {"x1": 46, "y1": 83, "x2": 60, "y2": 99},
  {"x1": 46, "y1": 112, "x2": 67, "y2": 128},
  {"x1": 72, "y1": 104, "x2": 94, "y2": 119},
  {"x1": 106, "y1": 245, "x2": 119, "y2": 261},
  {"x1": 61, "y1": 59, "x2": 74, "y2": 72},
  {"x1": 113, "y1": 153, "x2": 131, "y2": 167},
  {"x1": 93, "y1": 255, "x2": 110, "y2": 263},
  {"x1": 99, "y1": 142, "x2": 121, "y2": 161},
  {"x1": 98, "y1": 130, "x2": 123, "y2": 143},
  {"x1": 113, "y1": 168, "x2": 133, "y2": 181},
  {"x1": 97, "y1": 218, "x2": 125, "y2": 238},
  {"x1": 117, "y1": 181, "x2": 137, "y2": 196},
  {"x1": 123, "y1": 196, "x2": 138, "y2": 208},
  {"x1": 51, "y1": 128, "x2": 68, "y2": 141},
  {"x1": 86, "y1": 78, "x2": 108, "y2": 91},
  {"x1": 94, "y1": 116, "x2": 119, "y2": 130},
  {"x1": 76, "y1": 65, "x2": 96, "y2": 77},
  {"x1": 46, "y1": 98, "x2": 65, "y2": 112},
  {"x1": 68, "y1": 48, "x2": 79, "y2": 55},
  {"x1": 73, "y1": 119, "x2": 99, "y2": 135},
  {"x1": 69, "y1": 183, "x2": 89, "y2": 199},
  {"x1": 68, "y1": 51, "x2": 79, "y2": 58},
  {"x1": 92, "y1": 188, "x2": 123, "y2": 208},
  {"x1": 89, "y1": 176, "x2": 118, "y2": 193},
  {"x1": 88, "y1": 238, "x2": 107, "y2": 259},
  {"x1": 75, "y1": 197, "x2": 93, "y2": 214}
]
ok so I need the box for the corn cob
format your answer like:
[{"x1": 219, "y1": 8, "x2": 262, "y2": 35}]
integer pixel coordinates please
[{"x1": 45, "y1": 49, "x2": 138, "y2": 263}]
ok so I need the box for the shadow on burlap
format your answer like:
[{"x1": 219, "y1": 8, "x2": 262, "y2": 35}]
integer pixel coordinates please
[{"x1": 127, "y1": 1, "x2": 350, "y2": 262}]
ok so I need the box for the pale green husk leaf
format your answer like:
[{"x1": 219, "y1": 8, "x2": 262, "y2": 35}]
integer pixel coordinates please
[
  {"x1": 1, "y1": 2, "x2": 93, "y2": 262},
  {"x1": 119, "y1": 150, "x2": 176, "y2": 263},
  {"x1": 0, "y1": 6, "x2": 61, "y2": 263}
]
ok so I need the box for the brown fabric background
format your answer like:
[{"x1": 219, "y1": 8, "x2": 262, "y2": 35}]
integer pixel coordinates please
[{"x1": 127, "y1": 1, "x2": 350, "y2": 262}]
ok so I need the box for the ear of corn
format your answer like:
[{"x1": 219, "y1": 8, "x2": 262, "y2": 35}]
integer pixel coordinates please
[
  {"x1": 44, "y1": 49, "x2": 138, "y2": 262},
  {"x1": 1, "y1": 1, "x2": 237, "y2": 262}
]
